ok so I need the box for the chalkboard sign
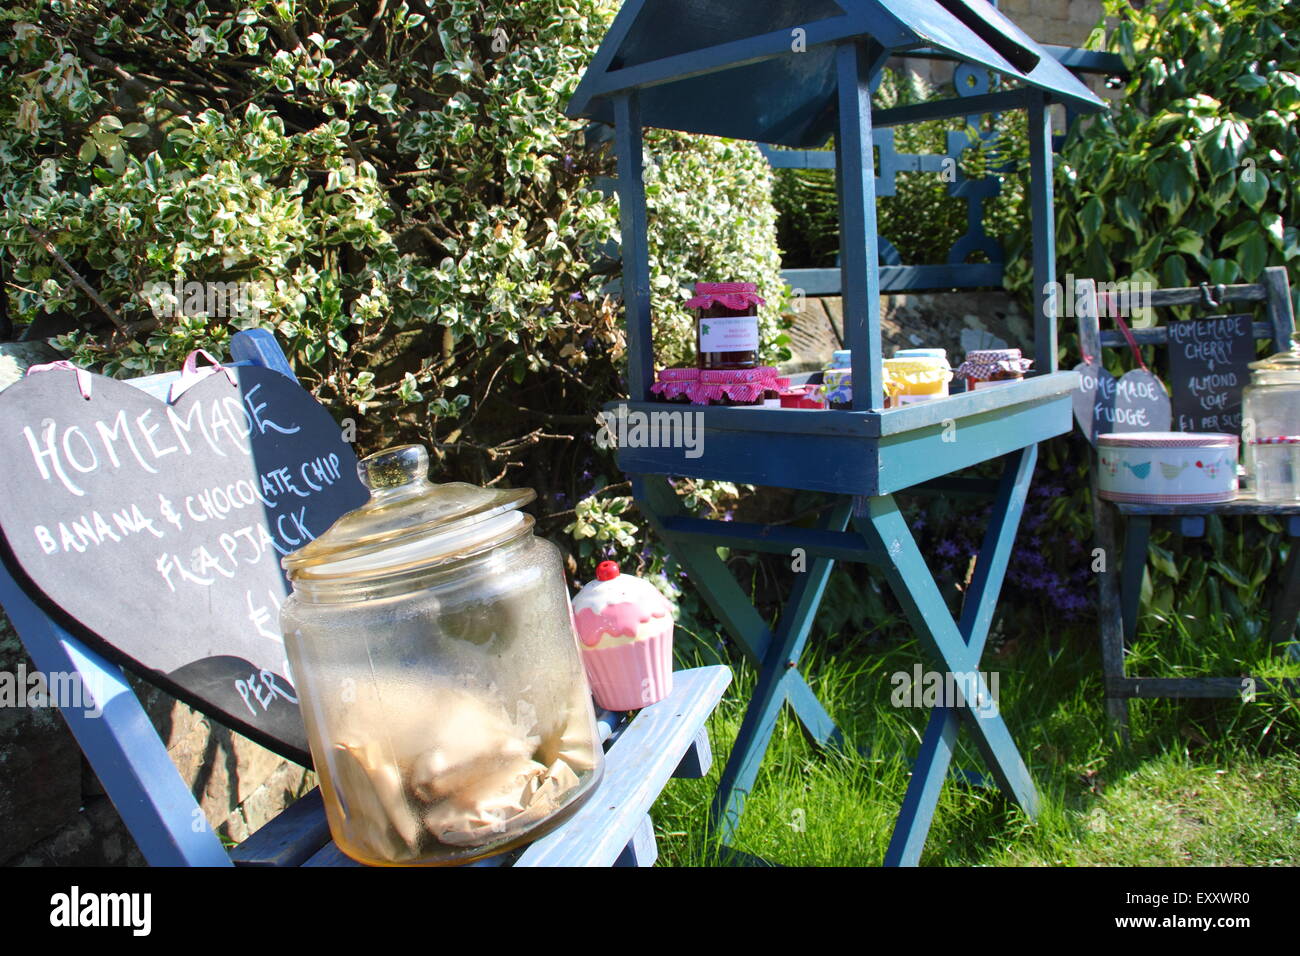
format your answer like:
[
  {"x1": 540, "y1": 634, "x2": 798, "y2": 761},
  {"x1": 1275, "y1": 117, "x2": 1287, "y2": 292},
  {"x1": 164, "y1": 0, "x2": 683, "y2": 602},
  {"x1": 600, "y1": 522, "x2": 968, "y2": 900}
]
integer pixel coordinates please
[
  {"x1": 0, "y1": 364, "x2": 368, "y2": 763},
  {"x1": 1167, "y1": 314, "x2": 1256, "y2": 434},
  {"x1": 1072, "y1": 363, "x2": 1172, "y2": 443}
]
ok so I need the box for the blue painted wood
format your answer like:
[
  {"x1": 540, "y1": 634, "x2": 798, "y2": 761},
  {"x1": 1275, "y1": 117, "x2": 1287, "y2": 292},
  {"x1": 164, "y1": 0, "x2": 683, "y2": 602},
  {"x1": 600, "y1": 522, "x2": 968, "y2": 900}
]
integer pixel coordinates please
[
  {"x1": 837, "y1": 40, "x2": 887, "y2": 411},
  {"x1": 710, "y1": 499, "x2": 852, "y2": 839},
  {"x1": 515, "y1": 665, "x2": 732, "y2": 867},
  {"x1": 884, "y1": 445, "x2": 1037, "y2": 866},
  {"x1": 876, "y1": 394, "x2": 1069, "y2": 495},
  {"x1": 0, "y1": 561, "x2": 233, "y2": 866},
  {"x1": 673, "y1": 727, "x2": 714, "y2": 779},
  {"x1": 230, "y1": 789, "x2": 330, "y2": 867},
  {"x1": 660, "y1": 514, "x2": 883, "y2": 564},
  {"x1": 872, "y1": 87, "x2": 1030, "y2": 128},
  {"x1": 785, "y1": 260, "x2": 1006, "y2": 296},
  {"x1": 636, "y1": 475, "x2": 840, "y2": 746},
  {"x1": 1028, "y1": 91, "x2": 1057, "y2": 373},
  {"x1": 1119, "y1": 517, "x2": 1151, "y2": 644},
  {"x1": 613, "y1": 814, "x2": 659, "y2": 867},
  {"x1": 855, "y1": 496, "x2": 1039, "y2": 817},
  {"x1": 578, "y1": 16, "x2": 866, "y2": 101},
  {"x1": 230, "y1": 327, "x2": 297, "y2": 379},
  {"x1": 610, "y1": 377, "x2": 1075, "y2": 496},
  {"x1": 566, "y1": 1, "x2": 1104, "y2": 143},
  {"x1": 613, "y1": 93, "x2": 654, "y2": 403},
  {"x1": 884, "y1": 703, "x2": 960, "y2": 867},
  {"x1": 1041, "y1": 45, "x2": 1127, "y2": 74}
]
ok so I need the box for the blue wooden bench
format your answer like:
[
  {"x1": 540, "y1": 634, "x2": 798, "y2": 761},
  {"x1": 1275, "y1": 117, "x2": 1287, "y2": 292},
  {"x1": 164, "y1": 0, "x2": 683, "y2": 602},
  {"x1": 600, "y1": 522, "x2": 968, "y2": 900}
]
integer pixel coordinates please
[
  {"x1": 1076, "y1": 270, "x2": 1300, "y2": 737},
  {"x1": 0, "y1": 329, "x2": 731, "y2": 866}
]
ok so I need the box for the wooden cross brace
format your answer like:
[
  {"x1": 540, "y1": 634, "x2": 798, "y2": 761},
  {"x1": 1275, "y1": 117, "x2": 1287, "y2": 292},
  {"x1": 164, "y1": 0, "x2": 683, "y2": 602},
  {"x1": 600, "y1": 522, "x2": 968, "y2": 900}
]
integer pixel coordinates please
[{"x1": 633, "y1": 444, "x2": 1041, "y2": 865}]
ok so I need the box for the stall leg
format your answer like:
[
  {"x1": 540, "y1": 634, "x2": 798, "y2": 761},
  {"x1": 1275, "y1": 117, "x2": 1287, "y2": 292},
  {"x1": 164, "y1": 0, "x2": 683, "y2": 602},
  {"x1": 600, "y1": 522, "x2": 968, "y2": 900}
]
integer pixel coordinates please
[
  {"x1": 856, "y1": 491, "x2": 1039, "y2": 863},
  {"x1": 870, "y1": 447, "x2": 1039, "y2": 865}
]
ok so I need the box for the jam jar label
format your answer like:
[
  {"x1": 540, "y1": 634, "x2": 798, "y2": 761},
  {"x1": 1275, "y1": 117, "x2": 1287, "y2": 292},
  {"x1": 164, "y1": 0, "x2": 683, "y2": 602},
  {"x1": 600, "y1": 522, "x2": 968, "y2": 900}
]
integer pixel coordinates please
[{"x1": 698, "y1": 316, "x2": 759, "y2": 353}]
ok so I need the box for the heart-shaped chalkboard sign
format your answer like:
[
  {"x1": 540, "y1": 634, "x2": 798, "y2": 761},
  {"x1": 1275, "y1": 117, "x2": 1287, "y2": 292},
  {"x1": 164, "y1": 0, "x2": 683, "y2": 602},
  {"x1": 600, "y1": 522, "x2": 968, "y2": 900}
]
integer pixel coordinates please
[
  {"x1": 1072, "y1": 362, "x2": 1172, "y2": 443},
  {"x1": 0, "y1": 365, "x2": 368, "y2": 762}
]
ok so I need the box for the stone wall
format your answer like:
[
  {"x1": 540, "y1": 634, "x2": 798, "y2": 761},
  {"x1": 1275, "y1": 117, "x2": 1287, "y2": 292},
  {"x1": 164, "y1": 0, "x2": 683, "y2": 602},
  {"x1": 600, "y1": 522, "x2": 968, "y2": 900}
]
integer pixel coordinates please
[{"x1": 785, "y1": 290, "x2": 1036, "y2": 373}]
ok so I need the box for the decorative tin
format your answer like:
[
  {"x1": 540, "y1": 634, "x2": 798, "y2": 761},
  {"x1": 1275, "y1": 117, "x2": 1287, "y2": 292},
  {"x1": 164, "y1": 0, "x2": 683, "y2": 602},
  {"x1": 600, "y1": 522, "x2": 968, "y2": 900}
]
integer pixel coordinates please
[{"x1": 1096, "y1": 432, "x2": 1238, "y2": 504}]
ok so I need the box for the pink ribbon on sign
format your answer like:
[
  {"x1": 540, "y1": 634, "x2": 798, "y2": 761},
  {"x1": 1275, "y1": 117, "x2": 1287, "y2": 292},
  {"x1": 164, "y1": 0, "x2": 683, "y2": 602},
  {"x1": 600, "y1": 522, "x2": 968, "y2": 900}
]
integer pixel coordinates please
[
  {"x1": 168, "y1": 349, "x2": 237, "y2": 402},
  {"x1": 25, "y1": 360, "x2": 93, "y2": 401}
]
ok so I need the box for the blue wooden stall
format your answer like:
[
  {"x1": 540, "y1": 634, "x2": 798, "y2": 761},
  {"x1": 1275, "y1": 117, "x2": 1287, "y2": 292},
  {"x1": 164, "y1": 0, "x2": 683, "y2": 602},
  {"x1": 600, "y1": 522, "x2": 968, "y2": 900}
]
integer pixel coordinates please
[{"x1": 568, "y1": 0, "x2": 1106, "y2": 865}]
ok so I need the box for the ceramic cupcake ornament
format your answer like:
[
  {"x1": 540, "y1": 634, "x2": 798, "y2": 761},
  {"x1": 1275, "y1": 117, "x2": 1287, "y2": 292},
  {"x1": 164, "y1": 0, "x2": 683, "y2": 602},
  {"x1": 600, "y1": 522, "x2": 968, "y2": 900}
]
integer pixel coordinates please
[{"x1": 572, "y1": 561, "x2": 674, "y2": 711}]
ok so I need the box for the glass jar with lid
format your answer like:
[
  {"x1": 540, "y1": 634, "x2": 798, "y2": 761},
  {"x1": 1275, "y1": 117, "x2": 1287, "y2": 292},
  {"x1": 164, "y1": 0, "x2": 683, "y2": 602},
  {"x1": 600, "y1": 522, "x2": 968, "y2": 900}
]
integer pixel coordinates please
[
  {"x1": 280, "y1": 444, "x2": 603, "y2": 866},
  {"x1": 686, "y1": 281, "x2": 764, "y2": 370},
  {"x1": 1242, "y1": 333, "x2": 1300, "y2": 501}
]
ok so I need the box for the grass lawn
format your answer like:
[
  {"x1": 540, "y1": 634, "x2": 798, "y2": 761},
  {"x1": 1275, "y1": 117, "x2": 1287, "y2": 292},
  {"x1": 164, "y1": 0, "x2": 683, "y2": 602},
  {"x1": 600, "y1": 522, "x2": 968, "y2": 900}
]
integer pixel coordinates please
[{"x1": 651, "y1": 607, "x2": 1300, "y2": 866}]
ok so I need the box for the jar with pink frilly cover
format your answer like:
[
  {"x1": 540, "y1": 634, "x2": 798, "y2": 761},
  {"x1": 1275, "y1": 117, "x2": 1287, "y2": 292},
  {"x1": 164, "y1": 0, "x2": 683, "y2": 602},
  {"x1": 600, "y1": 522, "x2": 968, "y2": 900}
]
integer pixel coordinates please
[{"x1": 686, "y1": 281, "x2": 765, "y2": 370}]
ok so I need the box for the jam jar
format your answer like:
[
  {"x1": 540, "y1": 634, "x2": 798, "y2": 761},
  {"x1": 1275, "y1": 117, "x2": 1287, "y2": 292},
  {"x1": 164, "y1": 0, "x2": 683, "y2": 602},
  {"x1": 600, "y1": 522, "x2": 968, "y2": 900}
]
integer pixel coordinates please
[{"x1": 686, "y1": 281, "x2": 764, "y2": 370}]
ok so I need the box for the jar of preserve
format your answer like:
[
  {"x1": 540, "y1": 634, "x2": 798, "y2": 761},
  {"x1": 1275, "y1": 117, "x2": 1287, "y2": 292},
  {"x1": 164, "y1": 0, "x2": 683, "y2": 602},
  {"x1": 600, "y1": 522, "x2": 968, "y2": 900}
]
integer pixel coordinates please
[
  {"x1": 280, "y1": 444, "x2": 603, "y2": 866},
  {"x1": 955, "y1": 348, "x2": 1033, "y2": 391},
  {"x1": 883, "y1": 355, "x2": 952, "y2": 404},
  {"x1": 686, "y1": 281, "x2": 764, "y2": 370}
]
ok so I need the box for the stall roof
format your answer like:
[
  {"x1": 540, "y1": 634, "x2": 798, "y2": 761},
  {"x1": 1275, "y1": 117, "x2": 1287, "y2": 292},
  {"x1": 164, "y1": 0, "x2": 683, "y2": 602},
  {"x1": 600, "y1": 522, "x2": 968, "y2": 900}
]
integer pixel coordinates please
[{"x1": 568, "y1": 0, "x2": 1105, "y2": 146}]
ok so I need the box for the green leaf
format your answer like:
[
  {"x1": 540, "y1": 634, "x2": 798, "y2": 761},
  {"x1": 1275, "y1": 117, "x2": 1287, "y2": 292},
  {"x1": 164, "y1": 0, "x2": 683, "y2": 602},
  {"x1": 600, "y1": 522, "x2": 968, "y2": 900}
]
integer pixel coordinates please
[
  {"x1": 1237, "y1": 169, "x2": 1269, "y2": 211},
  {"x1": 1209, "y1": 560, "x2": 1250, "y2": 590},
  {"x1": 1238, "y1": 231, "x2": 1268, "y2": 282},
  {"x1": 1218, "y1": 220, "x2": 1256, "y2": 250},
  {"x1": 1206, "y1": 258, "x2": 1241, "y2": 285},
  {"x1": 1080, "y1": 196, "x2": 1104, "y2": 241},
  {"x1": 1149, "y1": 543, "x2": 1180, "y2": 581},
  {"x1": 1116, "y1": 196, "x2": 1142, "y2": 233},
  {"x1": 1167, "y1": 227, "x2": 1203, "y2": 256}
]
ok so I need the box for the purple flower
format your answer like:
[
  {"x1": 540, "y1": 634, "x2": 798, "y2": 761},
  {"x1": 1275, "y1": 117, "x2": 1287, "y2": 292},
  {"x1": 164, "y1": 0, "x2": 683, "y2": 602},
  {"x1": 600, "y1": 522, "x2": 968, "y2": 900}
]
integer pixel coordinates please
[
  {"x1": 569, "y1": 291, "x2": 585, "y2": 301},
  {"x1": 936, "y1": 539, "x2": 960, "y2": 558}
]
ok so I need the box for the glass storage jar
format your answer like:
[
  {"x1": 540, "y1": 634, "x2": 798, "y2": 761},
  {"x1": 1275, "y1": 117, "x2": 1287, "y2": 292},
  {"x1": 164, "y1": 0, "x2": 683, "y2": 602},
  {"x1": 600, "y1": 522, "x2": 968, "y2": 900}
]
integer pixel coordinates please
[
  {"x1": 1243, "y1": 333, "x2": 1300, "y2": 502},
  {"x1": 280, "y1": 444, "x2": 603, "y2": 866}
]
